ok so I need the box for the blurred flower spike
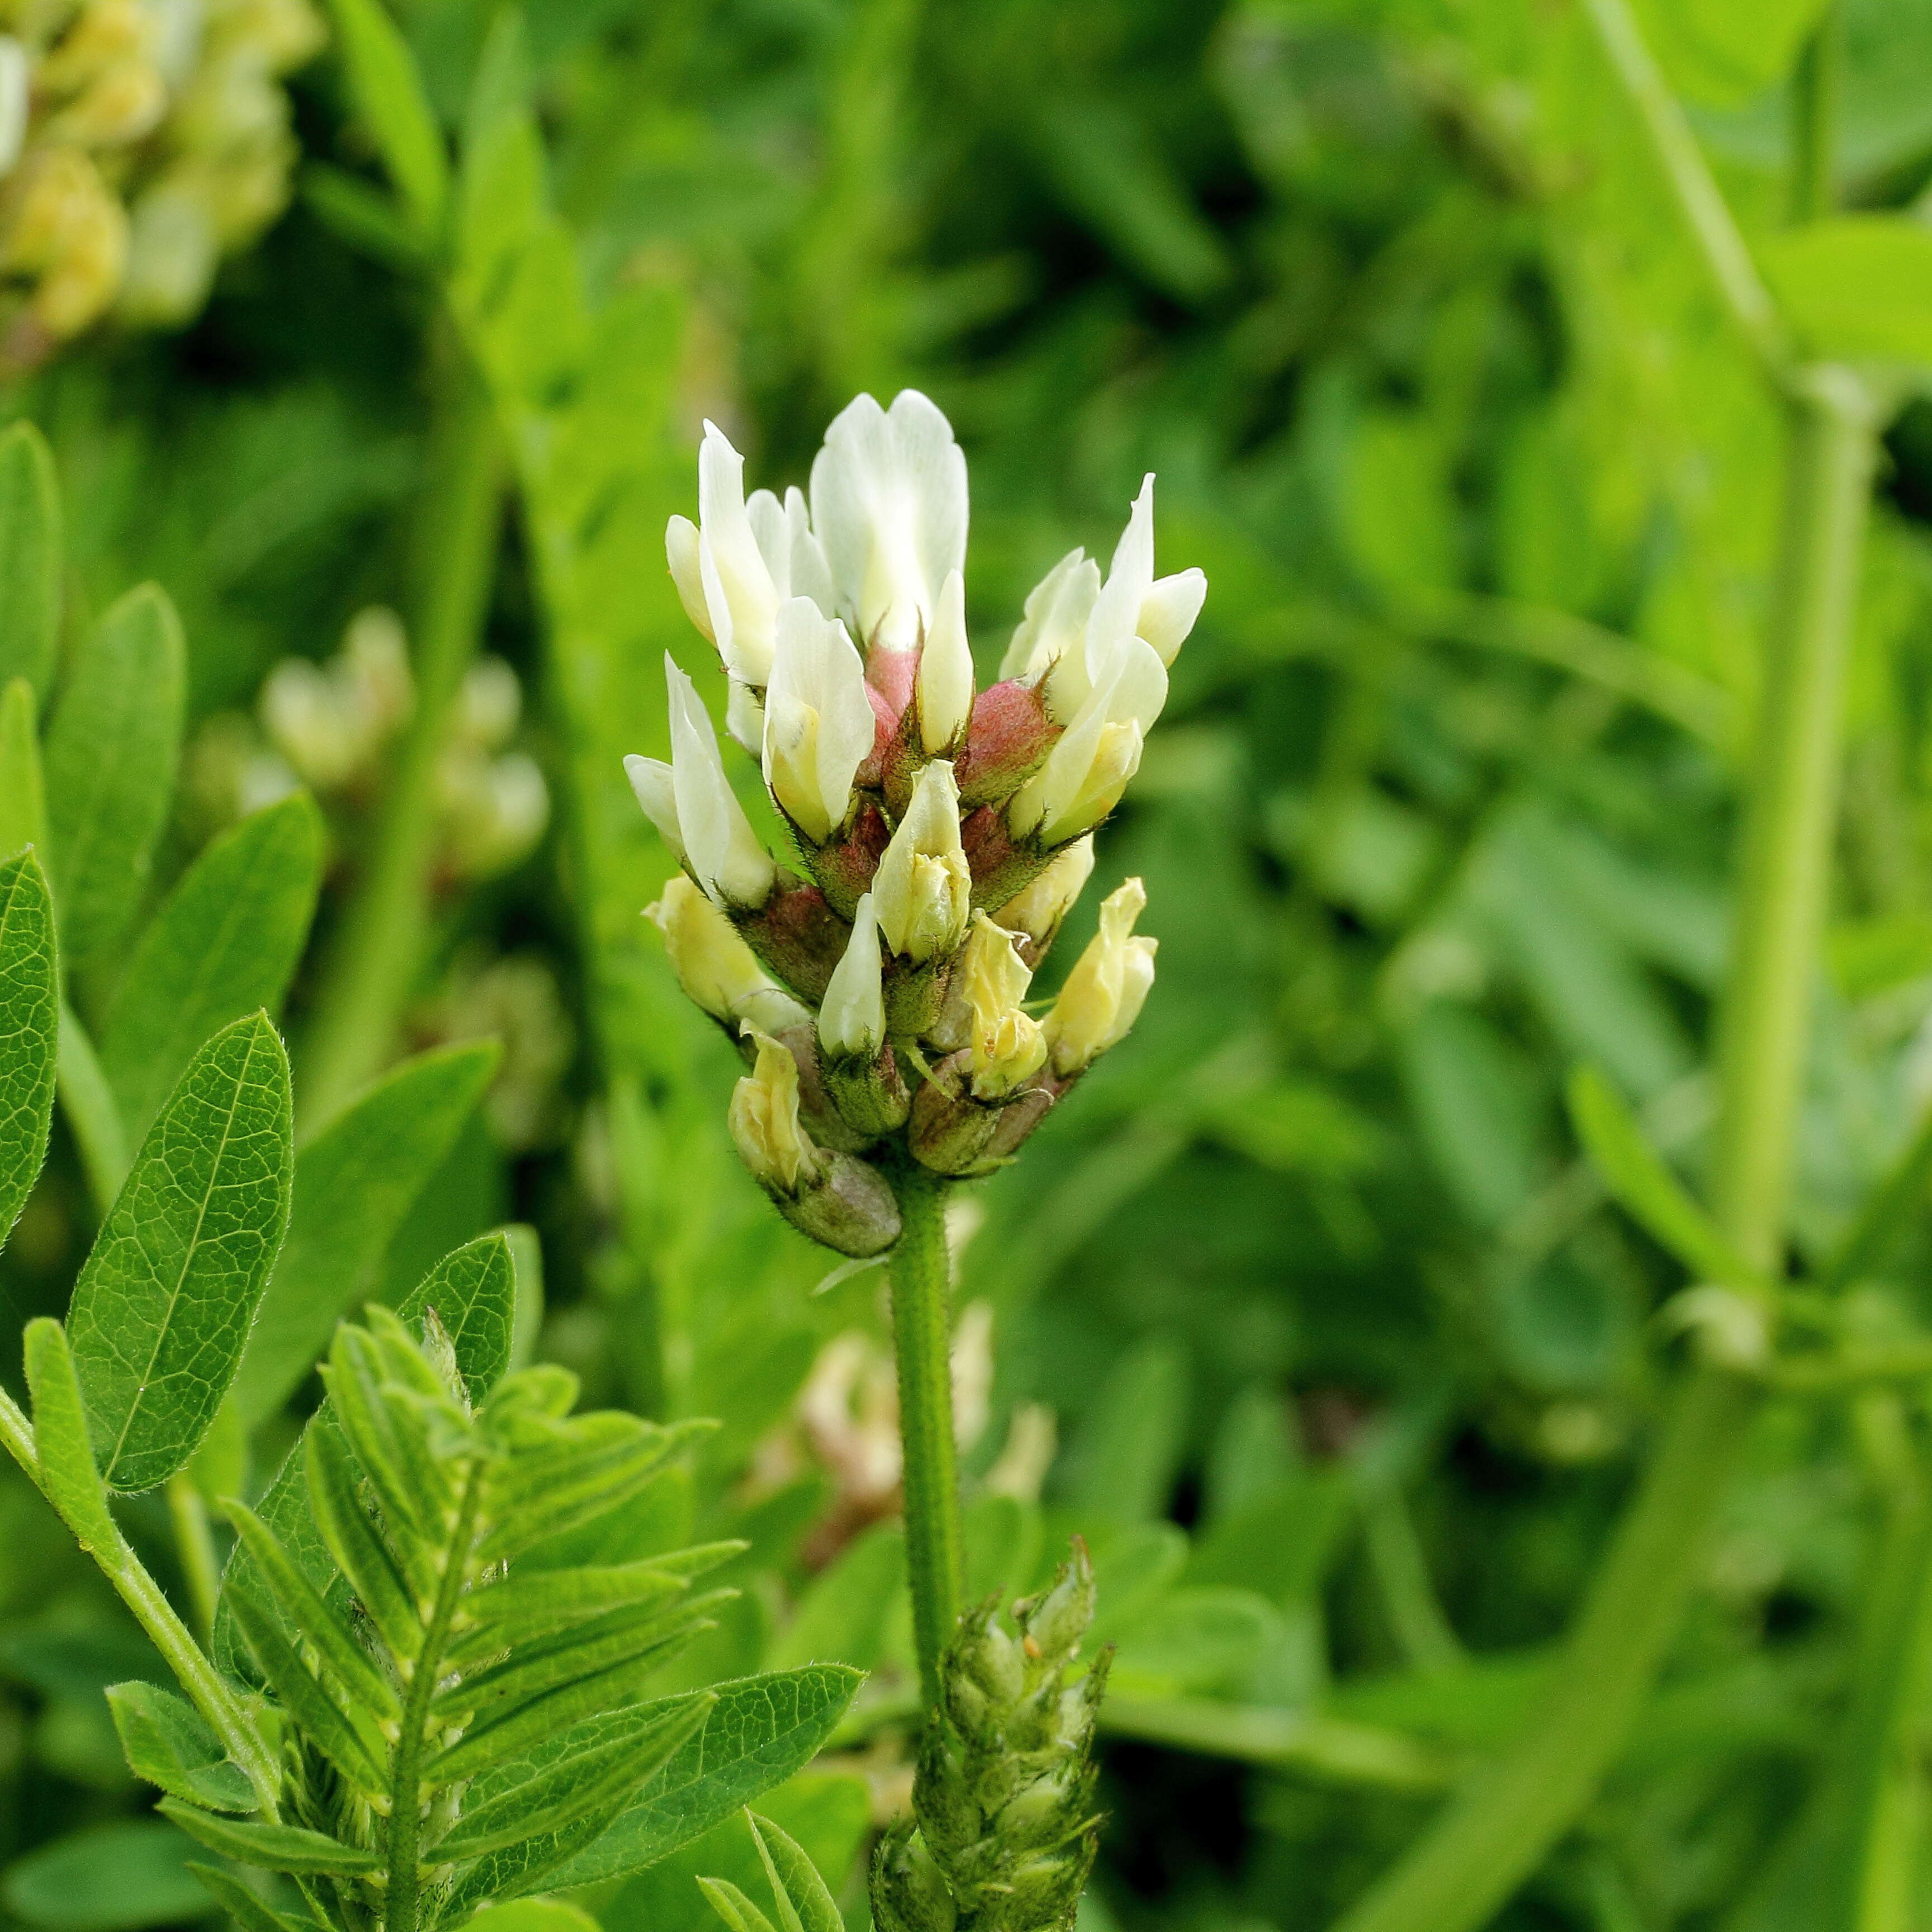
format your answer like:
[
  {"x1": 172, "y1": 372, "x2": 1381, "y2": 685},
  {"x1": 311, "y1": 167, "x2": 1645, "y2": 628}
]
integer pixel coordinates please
[
  {"x1": 633, "y1": 389, "x2": 1201, "y2": 1253},
  {"x1": 0, "y1": 0, "x2": 324, "y2": 369}
]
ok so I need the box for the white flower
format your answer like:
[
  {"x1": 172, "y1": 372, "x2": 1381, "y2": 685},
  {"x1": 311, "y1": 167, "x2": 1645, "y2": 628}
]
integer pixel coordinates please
[
  {"x1": 1006, "y1": 636, "x2": 1167, "y2": 846},
  {"x1": 917, "y1": 568, "x2": 974, "y2": 755},
  {"x1": 763, "y1": 598, "x2": 875, "y2": 844},
  {"x1": 818, "y1": 892, "x2": 887, "y2": 1060},
  {"x1": 1000, "y1": 546, "x2": 1099, "y2": 693},
  {"x1": 666, "y1": 427, "x2": 836, "y2": 695},
  {"x1": 1043, "y1": 878, "x2": 1157, "y2": 1075},
  {"x1": 872, "y1": 759, "x2": 971, "y2": 962},
  {"x1": 809, "y1": 390, "x2": 967, "y2": 654},
  {"x1": 628, "y1": 655, "x2": 776, "y2": 907},
  {"x1": 729, "y1": 1027, "x2": 823, "y2": 1194},
  {"x1": 647, "y1": 875, "x2": 811, "y2": 1035}
]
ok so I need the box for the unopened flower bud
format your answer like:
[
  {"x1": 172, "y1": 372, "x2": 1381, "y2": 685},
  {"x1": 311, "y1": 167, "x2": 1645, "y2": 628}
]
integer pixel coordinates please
[
  {"x1": 763, "y1": 596, "x2": 873, "y2": 844},
  {"x1": 872, "y1": 1824, "x2": 956, "y2": 1932},
  {"x1": 959, "y1": 914, "x2": 1045, "y2": 1101},
  {"x1": 647, "y1": 876, "x2": 812, "y2": 1035},
  {"x1": 728, "y1": 1027, "x2": 823, "y2": 1195},
  {"x1": 917, "y1": 569, "x2": 974, "y2": 756},
  {"x1": 1043, "y1": 878, "x2": 1157, "y2": 1076},
  {"x1": 874, "y1": 759, "x2": 970, "y2": 963},
  {"x1": 1006, "y1": 639, "x2": 1165, "y2": 847},
  {"x1": 820, "y1": 892, "x2": 887, "y2": 1060},
  {"x1": 995, "y1": 835, "x2": 1094, "y2": 964}
]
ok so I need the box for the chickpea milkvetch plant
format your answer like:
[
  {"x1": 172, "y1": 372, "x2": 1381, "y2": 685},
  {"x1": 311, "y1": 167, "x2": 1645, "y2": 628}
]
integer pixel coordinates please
[{"x1": 628, "y1": 390, "x2": 1204, "y2": 1932}]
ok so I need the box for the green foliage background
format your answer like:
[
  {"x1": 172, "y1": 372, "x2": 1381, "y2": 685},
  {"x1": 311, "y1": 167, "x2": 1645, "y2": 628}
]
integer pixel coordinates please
[{"x1": 6, "y1": 0, "x2": 1932, "y2": 1929}]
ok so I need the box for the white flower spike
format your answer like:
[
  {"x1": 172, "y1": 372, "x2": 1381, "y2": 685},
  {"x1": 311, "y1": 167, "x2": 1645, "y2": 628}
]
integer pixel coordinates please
[
  {"x1": 810, "y1": 390, "x2": 968, "y2": 654},
  {"x1": 917, "y1": 569, "x2": 975, "y2": 755},
  {"x1": 1043, "y1": 878, "x2": 1158, "y2": 1076},
  {"x1": 873, "y1": 759, "x2": 972, "y2": 962},
  {"x1": 665, "y1": 655, "x2": 776, "y2": 907},
  {"x1": 647, "y1": 877, "x2": 812, "y2": 1034},
  {"x1": 763, "y1": 598, "x2": 875, "y2": 844},
  {"x1": 819, "y1": 892, "x2": 887, "y2": 1061}
]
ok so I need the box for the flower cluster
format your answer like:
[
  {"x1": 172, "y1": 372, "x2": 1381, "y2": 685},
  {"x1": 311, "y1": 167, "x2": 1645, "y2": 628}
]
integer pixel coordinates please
[
  {"x1": 0, "y1": 0, "x2": 323, "y2": 368},
  {"x1": 629, "y1": 391, "x2": 1201, "y2": 1255}
]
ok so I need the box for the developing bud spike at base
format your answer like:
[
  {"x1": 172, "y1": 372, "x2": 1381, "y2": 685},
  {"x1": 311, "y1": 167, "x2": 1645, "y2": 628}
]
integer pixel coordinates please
[{"x1": 872, "y1": 1541, "x2": 1111, "y2": 1932}]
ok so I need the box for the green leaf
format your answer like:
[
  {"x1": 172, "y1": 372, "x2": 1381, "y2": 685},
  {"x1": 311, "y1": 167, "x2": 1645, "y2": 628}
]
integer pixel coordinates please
[
  {"x1": 1566, "y1": 1065, "x2": 1763, "y2": 1291},
  {"x1": 0, "y1": 422, "x2": 61, "y2": 704},
  {"x1": 1, "y1": 1821, "x2": 209, "y2": 1932},
  {"x1": 155, "y1": 1801, "x2": 380, "y2": 1876},
  {"x1": 747, "y1": 1812, "x2": 845, "y2": 1932},
  {"x1": 400, "y1": 1228, "x2": 517, "y2": 1404},
  {"x1": 41, "y1": 585, "x2": 186, "y2": 986},
  {"x1": 326, "y1": 0, "x2": 448, "y2": 239},
  {"x1": 300, "y1": 160, "x2": 428, "y2": 270},
  {"x1": 0, "y1": 676, "x2": 46, "y2": 861},
  {"x1": 183, "y1": 1862, "x2": 317, "y2": 1932},
  {"x1": 1760, "y1": 217, "x2": 1932, "y2": 369},
  {"x1": 67, "y1": 1014, "x2": 295, "y2": 1491},
  {"x1": 230, "y1": 1041, "x2": 498, "y2": 1429},
  {"x1": 22, "y1": 1317, "x2": 117, "y2": 1551},
  {"x1": 548, "y1": 1666, "x2": 865, "y2": 1887},
  {"x1": 101, "y1": 795, "x2": 324, "y2": 1147},
  {"x1": 105, "y1": 1682, "x2": 255, "y2": 1812},
  {"x1": 0, "y1": 850, "x2": 58, "y2": 1250},
  {"x1": 1062, "y1": 1335, "x2": 1188, "y2": 1524},
  {"x1": 699, "y1": 1878, "x2": 779, "y2": 1932}
]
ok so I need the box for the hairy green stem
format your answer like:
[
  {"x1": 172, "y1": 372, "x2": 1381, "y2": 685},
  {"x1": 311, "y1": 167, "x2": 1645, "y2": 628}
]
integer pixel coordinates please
[
  {"x1": 1332, "y1": 371, "x2": 1878, "y2": 1932},
  {"x1": 299, "y1": 333, "x2": 502, "y2": 1130},
  {"x1": 888, "y1": 1162, "x2": 964, "y2": 1711},
  {"x1": 0, "y1": 1385, "x2": 280, "y2": 1811}
]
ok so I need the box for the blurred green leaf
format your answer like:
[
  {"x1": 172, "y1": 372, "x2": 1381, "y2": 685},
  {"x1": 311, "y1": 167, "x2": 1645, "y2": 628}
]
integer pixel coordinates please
[
  {"x1": 326, "y1": 0, "x2": 449, "y2": 241},
  {"x1": 1059, "y1": 1336, "x2": 1188, "y2": 1524},
  {"x1": 1760, "y1": 216, "x2": 1932, "y2": 368},
  {"x1": 0, "y1": 676, "x2": 46, "y2": 863},
  {"x1": 1, "y1": 1821, "x2": 209, "y2": 1932},
  {"x1": 0, "y1": 422, "x2": 61, "y2": 704}
]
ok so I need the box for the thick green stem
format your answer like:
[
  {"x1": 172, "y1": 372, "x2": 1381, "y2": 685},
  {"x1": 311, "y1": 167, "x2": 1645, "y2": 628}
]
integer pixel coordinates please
[
  {"x1": 1332, "y1": 367, "x2": 1878, "y2": 1932},
  {"x1": 889, "y1": 1163, "x2": 964, "y2": 1711},
  {"x1": 299, "y1": 332, "x2": 502, "y2": 1130}
]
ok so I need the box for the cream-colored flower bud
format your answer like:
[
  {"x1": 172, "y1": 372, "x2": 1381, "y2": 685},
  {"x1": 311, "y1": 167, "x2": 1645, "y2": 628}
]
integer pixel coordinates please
[
  {"x1": 873, "y1": 758, "x2": 970, "y2": 962},
  {"x1": 763, "y1": 596, "x2": 873, "y2": 843},
  {"x1": 996, "y1": 835, "x2": 1095, "y2": 945},
  {"x1": 1007, "y1": 637, "x2": 1164, "y2": 847},
  {"x1": 959, "y1": 913, "x2": 1046, "y2": 1100},
  {"x1": 728, "y1": 1027, "x2": 825, "y2": 1196},
  {"x1": 665, "y1": 655, "x2": 776, "y2": 907},
  {"x1": 917, "y1": 569, "x2": 974, "y2": 755},
  {"x1": 818, "y1": 892, "x2": 887, "y2": 1060},
  {"x1": 646, "y1": 875, "x2": 811, "y2": 1034},
  {"x1": 1043, "y1": 878, "x2": 1157, "y2": 1076}
]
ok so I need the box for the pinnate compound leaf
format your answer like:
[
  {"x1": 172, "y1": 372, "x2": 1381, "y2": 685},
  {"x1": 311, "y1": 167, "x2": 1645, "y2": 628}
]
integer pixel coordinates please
[
  {"x1": 0, "y1": 422, "x2": 60, "y2": 703},
  {"x1": 229, "y1": 1041, "x2": 498, "y2": 1429},
  {"x1": 547, "y1": 1666, "x2": 866, "y2": 1887},
  {"x1": 0, "y1": 850, "x2": 57, "y2": 1250},
  {"x1": 1568, "y1": 1064, "x2": 1763, "y2": 1290},
  {"x1": 42, "y1": 586, "x2": 186, "y2": 984},
  {"x1": 326, "y1": 0, "x2": 447, "y2": 238},
  {"x1": 22, "y1": 1317, "x2": 118, "y2": 1551},
  {"x1": 68, "y1": 1015, "x2": 294, "y2": 1492},
  {"x1": 105, "y1": 1683, "x2": 255, "y2": 1813},
  {"x1": 101, "y1": 796, "x2": 324, "y2": 1145},
  {"x1": 747, "y1": 1812, "x2": 845, "y2": 1932},
  {"x1": 155, "y1": 1802, "x2": 379, "y2": 1876},
  {"x1": 0, "y1": 676, "x2": 47, "y2": 863}
]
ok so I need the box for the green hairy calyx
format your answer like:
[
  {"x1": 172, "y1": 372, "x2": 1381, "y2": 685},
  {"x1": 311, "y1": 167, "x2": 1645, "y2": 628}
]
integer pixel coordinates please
[
  {"x1": 130, "y1": 1306, "x2": 734, "y2": 1932},
  {"x1": 872, "y1": 1542, "x2": 1110, "y2": 1932}
]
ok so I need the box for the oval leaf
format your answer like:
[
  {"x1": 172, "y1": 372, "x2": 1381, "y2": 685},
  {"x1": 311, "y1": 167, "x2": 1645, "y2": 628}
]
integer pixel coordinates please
[
  {"x1": 68, "y1": 1014, "x2": 294, "y2": 1491},
  {"x1": 0, "y1": 850, "x2": 57, "y2": 1249}
]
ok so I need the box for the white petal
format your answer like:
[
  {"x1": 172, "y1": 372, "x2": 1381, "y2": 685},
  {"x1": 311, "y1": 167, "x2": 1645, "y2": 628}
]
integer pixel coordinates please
[
  {"x1": 918, "y1": 569, "x2": 974, "y2": 754},
  {"x1": 820, "y1": 892, "x2": 886, "y2": 1059},
  {"x1": 665, "y1": 516, "x2": 713, "y2": 640},
  {"x1": 726, "y1": 679, "x2": 766, "y2": 756},
  {"x1": 666, "y1": 655, "x2": 775, "y2": 906},
  {"x1": 624, "y1": 754, "x2": 685, "y2": 864},
  {"x1": 746, "y1": 488, "x2": 791, "y2": 595},
  {"x1": 1001, "y1": 547, "x2": 1096, "y2": 683},
  {"x1": 763, "y1": 599, "x2": 874, "y2": 843},
  {"x1": 1139, "y1": 568, "x2": 1207, "y2": 666},
  {"x1": 810, "y1": 389, "x2": 968, "y2": 652},
  {"x1": 1083, "y1": 475, "x2": 1157, "y2": 687},
  {"x1": 785, "y1": 487, "x2": 837, "y2": 613},
  {"x1": 697, "y1": 423, "x2": 780, "y2": 682}
]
